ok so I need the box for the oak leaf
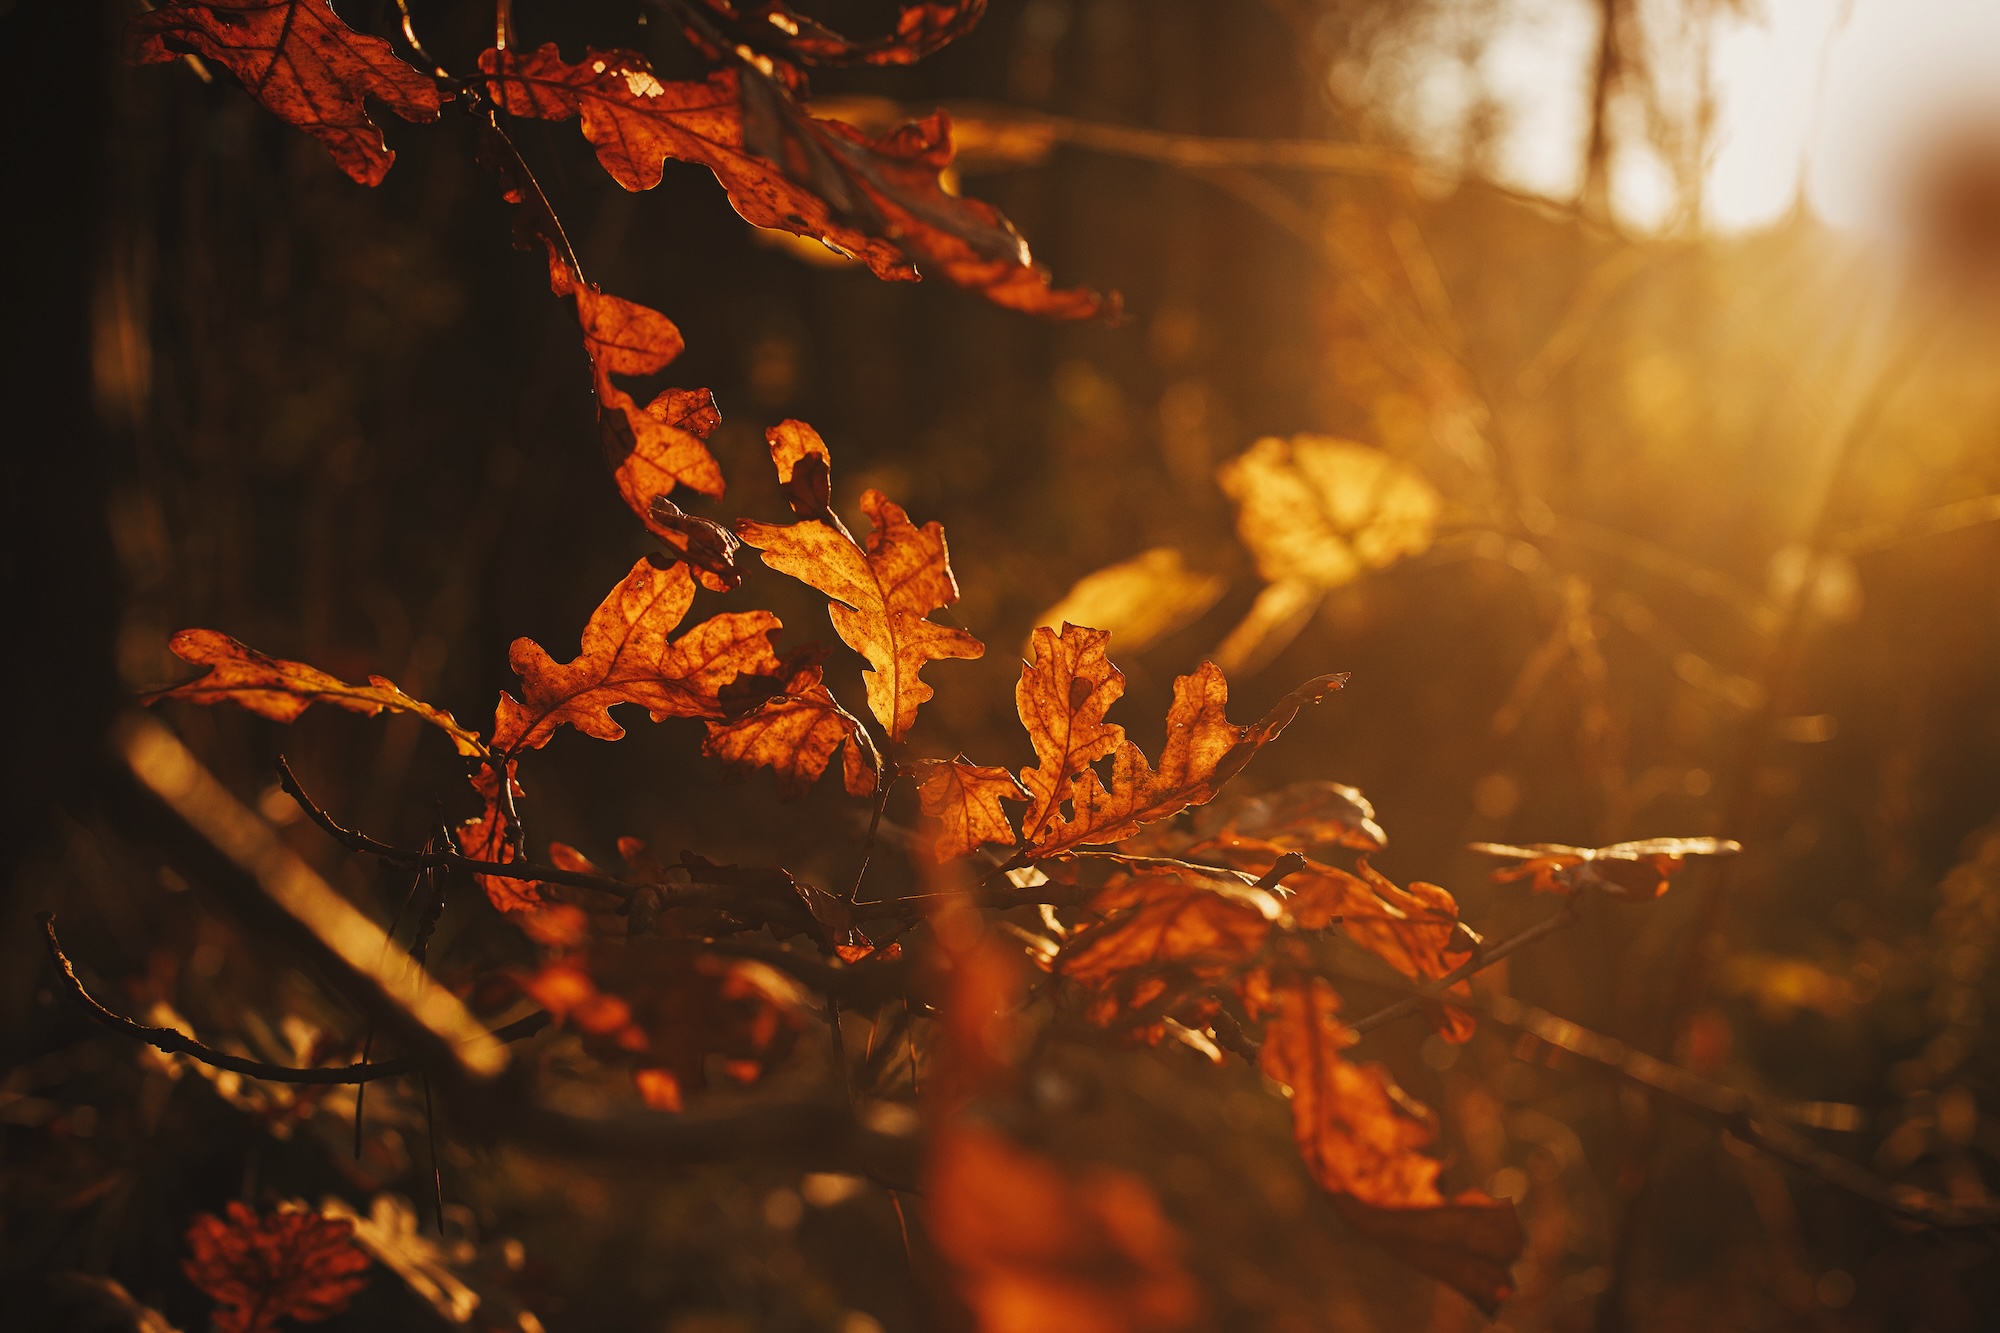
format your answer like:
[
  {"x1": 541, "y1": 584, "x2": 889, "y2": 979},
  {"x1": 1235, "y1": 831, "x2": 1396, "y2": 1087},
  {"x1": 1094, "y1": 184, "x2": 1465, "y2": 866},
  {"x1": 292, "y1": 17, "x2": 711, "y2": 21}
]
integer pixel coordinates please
[
  {"x1": 737, "y1": 422, "x2": 983, "y2": 744},
  {"x1": 129, "y1": 1, "x2": 441, "y2": 188},
  {"x1": 1015, "y1": 624, "x2": 1345, "y2": 857},
  {"x1": 182, "y1": 1201, "x2": 372, "y2": 1333},
  {"x1": 148, "y1": 629, "x2": 484, "y2": 756},
  {"x1": 929, "y1": 1127, "x2": 1202, "y2": 1333},
  {"x1": 712, "y1": 0, "x2": 989, "y2": 69},
  {"x1": 492, "y1": 556, "x2": 781, "y2": 754},
  {"x1": 1194, "y1": 778, "x2": 1387, "y2": 853},
  {"x1": 461, "y1": 761, "x2": 539, "y2": 914},
  {"x1": 704, "y1": 659, "x2": 881, "y2": 798},
  {"x1": 917, "y1": 759, "x2": 1027, "y2": 861},
  {"x1": 1030, "y1": 548, "x2": 1226, "y2": 657},
  {"x1": 567, "y1": 281, "x2": 726, "y2": 507},
  {"x1": 1246, "y1": 974, "x2": 1520, "y2": 1313},
  {"x1": 1057, "y1": 869, "x2": 1280, "y2": 1031},
  {"x1": 1469, "y1": 836, "x2": 1741, "y2": 898},
  {"x1": 479, "y1": 46, "x2": 1110, "y2": 318}
]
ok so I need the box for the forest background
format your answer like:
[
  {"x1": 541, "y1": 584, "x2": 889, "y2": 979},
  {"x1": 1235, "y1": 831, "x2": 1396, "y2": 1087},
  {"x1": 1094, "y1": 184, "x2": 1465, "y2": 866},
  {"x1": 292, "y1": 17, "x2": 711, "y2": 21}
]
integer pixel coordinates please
[{"x1": 5, "y1": 1, "x2": 2000, "y2": 1331}]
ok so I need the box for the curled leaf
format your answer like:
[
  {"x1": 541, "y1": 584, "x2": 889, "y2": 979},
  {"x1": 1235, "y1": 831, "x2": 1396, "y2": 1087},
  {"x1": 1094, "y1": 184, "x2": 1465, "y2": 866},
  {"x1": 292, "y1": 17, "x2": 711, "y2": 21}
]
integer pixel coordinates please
[{"x1": 704, "y1": 660, "x2": 881, "y2": 798}]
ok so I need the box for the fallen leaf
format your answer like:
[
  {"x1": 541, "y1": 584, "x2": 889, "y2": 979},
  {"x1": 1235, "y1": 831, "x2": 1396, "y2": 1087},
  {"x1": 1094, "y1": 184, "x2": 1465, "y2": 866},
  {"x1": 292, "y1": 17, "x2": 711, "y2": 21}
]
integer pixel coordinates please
[
  {"x1": 493, "y1": 556, "x2": 782, "y2": 754},
  {"x1": 129, "y1": 0, "x2": 441, "y2": 187},
  {"x1": 917, "y1": 758, "x2": 1028, "y2": 861},
  {"x1": 182, "y1": 1201, "x2": 372, "y2": 1333},
  {"x1": 929, "y1": 1127, "x2": 1202, "y2": 1333},
  {"x1": 147, "y1": 630, "x2": 484, "y2": 756},
  {"x1": 1030, "y1": 548, "x2": 1226, "y2": 657},
  {"x1": 737, "y1": 422, "x2": 983, "y2": 744},
  {"x1": 1468, "y1": 836, "x2": 1741, "y2": 898},
  {"x1": 1015, "y1": 624, "x2": 1345, "y2": 857}
]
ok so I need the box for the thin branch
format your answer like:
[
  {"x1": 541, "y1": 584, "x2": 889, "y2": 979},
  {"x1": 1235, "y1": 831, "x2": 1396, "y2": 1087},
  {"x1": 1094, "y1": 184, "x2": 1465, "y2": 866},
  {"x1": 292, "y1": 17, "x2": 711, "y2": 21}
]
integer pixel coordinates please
[
  {"x1": 1346, "y1": 900, "x2": 1581, "y2": 1036},
  {"x1": 1479, "y1": 991, "x2": 2000, "y2": 1230},
  {"x1": 42, "y1": 914, "x2": 549, "y2": 1085}
]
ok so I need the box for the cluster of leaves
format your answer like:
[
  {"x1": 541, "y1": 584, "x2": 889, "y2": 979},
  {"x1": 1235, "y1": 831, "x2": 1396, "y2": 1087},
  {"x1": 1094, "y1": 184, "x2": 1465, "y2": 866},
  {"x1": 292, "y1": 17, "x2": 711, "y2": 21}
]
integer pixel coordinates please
[{"x1": 116, "y1": 3, "x2": 1745, "y2": 1327}]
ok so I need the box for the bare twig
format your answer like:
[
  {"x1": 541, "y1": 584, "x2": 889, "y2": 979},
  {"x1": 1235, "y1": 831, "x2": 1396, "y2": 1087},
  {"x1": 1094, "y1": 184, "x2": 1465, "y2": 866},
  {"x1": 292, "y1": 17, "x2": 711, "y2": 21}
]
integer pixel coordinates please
[
  {"x1": 42, "y1": 914, "x2": 549, "y2": 1085},
  {"x1": 1346, "y1": 900, "x2": 1581, "y2": 1036}
]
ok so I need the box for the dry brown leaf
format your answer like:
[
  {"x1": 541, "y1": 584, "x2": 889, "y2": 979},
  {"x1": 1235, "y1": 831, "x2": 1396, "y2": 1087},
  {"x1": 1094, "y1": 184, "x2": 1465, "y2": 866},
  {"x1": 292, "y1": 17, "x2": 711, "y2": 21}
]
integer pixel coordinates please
[
  {"x1": 1469, "y1": 836, "x2": 1741, "y2": 898},
  {"x1": 703, "y1": 661, "x2": 881, "y2": 797}
]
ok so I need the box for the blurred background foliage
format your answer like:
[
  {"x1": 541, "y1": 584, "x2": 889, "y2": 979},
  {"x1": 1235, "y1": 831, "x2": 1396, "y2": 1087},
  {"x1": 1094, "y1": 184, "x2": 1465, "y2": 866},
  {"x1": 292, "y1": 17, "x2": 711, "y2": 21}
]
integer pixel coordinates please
[{"x1": 7, "y1": 0, "x2": 2000, "y2": 1329}]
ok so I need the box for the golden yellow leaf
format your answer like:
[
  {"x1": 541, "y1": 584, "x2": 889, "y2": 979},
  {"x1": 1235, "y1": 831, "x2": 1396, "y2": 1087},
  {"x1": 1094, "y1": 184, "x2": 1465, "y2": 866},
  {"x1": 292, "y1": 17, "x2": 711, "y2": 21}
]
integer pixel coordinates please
[{"x1": 1029, "y1": 548, "x2": 1227, "y2": 656}]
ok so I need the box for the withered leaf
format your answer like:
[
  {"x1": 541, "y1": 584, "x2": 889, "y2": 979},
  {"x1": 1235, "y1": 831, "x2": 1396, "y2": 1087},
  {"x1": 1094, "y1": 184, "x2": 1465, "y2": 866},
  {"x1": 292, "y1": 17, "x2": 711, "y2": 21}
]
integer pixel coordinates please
[
  {"x1": 479, "y1": 46, "x2": 1110, "y2": 318},
  {"x1": 182, "y1": 1201, "x2": 372, "y2": 1333},
  {"x1": 148, "y1": 629, "x2": 484, "y2": 757},
  {"x1": 916, "y1": 758, "x2": 1027, "y2": 862},
  {"x1": 129, "y1": 1, "x2": 441, "y2": 188},
  {"x1": 703, "y1": 660, "x2": 881, "y2": 797},
  {"x1": 1246, "y1": 974, "x2": 1520, "y2": 1314},
  {"x1": 494, "y1": 556, "x2": 781, "y2": 754},
  {"x1": 1192, "y1": 778, "x2": 1387, "y2": 853},
  {"x1": 1469, "y1": 836, "x2": 1741, "y2": 898},
  {"x1": 928, "y1": 1127, "x2": 1203, "y2": 1333},
  {"x1": 738, "y1": 422, "x2": 983, "y2": 744},
  {"x1": 1057, "y1": 869, "x2": 1280, "y2": 1032},
  {"x1": 567, "y1": 283, "x2": 726, "y2": 505},
  {"x1": 1016, "y1": 624, "x2": 1345, "y2": 857}
]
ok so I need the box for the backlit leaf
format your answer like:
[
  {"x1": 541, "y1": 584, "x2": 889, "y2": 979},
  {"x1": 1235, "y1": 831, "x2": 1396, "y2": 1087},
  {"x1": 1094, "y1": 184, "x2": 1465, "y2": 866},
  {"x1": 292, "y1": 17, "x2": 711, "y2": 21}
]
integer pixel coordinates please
[
  {"x1": 479, "y1": 46, "x2": 1111, "y2": 318},
  {"x1": 917, "y1": 759, "x2": 1027, "y2": 861},
  {"x1": 147, "y1": 629, "x2": 484, "y2": 757},
  {"x1": 704, "y1": 660, "x2": 881, "y2": 797},
  {"x1": 1015, "y1": 625, "x2": 1345, "y2": 857},
  {"x1": 129, "y1": 0, "x2": 441, "y2": 187},
  {"x1": 493, "y1": 556, "x2": 782, "y2": 754},
  {"x1": 737, "y1": 423, "x2": 983, "y2": 744},
  {"x1": 1030, "y1": 548, "x2": 1227, "y2": 657}
]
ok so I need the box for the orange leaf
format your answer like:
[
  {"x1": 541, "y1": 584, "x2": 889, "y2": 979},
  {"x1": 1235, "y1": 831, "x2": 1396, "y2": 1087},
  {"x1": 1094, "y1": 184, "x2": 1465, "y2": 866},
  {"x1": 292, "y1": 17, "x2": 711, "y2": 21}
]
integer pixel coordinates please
[
  {"x1": 929, "y1": 1127, "x2": 1202, "y2": 1333},
  {"x1": 461, "y1": 761, "x2": 539, "y2": 913},
  {"x1": 916, "y1": 758, "x2": 1026, "y2": 861},
  {"x1": 703, "y1": 661, "x2": 881, "y2": 797},
  {"x1": 479, "y1": 46, "x2": 1110, "y2": 318},
  {"x1": 717, "y1": 0, "x2": 989, "y2": 69},
  {"x1": 148, "y1": 629, "x2": 484, "y2": 757},
  {"x1": 1248, "y1": 974, "x2": 1520, "y2": 1314},
  {"x1": 1058, "y1": 870, "x2": 1279, "y2": 1030},
  {"x1": 572, "y1": 288, "x2": 726, "y2": 505},
  {"x1": 182, "y1": 1201, "x2": 372, "y2": 1333},
  {"x1": 1016, "y1": 625, "x2": 1344, "y2": 857},
  {"x1": 492, "y1": 556, "x2": 783, "y2": 754},
  {"x1": 1200, "y1": 778, "x2": 1388, "y2": 853},
  {"x1": 737, "y1": 423, "x2": 982, "y2": 744},
  {"x1": 129, "y1": 1, "x2": 441, "y2": 187},
  {"x1": 1469, "y1": 836, "x2": 1740, "y2": 898}
]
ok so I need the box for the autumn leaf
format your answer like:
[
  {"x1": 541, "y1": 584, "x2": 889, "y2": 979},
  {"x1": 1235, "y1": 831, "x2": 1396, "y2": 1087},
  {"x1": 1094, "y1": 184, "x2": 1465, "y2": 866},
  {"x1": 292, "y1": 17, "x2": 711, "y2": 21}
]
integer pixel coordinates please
[
  {"x1": 1469, "y1": 836, "x2": 1742, "y2": 898},
  {"x1": 917, "y1": 759, "x2": 1027, "y2": 861},
  {"x1": 147, "y1": 628, "x2": 484, "y2": 757},
  {"x1": 492, "y1": 556, "x2": 782, "y2": 754},
  {"x1": 1194, "y1": 779, "x2": 1388, "y2": 853},
  {"x1": 1246, "y1": 973, "x2": 1520, "y2": 1314},
  {"x1": 1057, "y1": 869, "x2": 1281, "y2": 1032},
  {"x1": 703, "y1": 659, "x2": 881, "y2": 797},
  {"x1": 479, "y1": 46, "x2": 1111, "y2": 318},
  {"x1": 182, "y1": 1201, "x2": 372, "y2": 1333},
  {"x1": 1213, "y1": 436, "x2": 1440, "y2": 674},
  {"x1": 929, "y1": 1127, "x2": 1203, "y2": 1333},
  {"x1": 1030, "y1": 548, "x2": 1227, "y2": 657},
  {"x1": 1015, "y1": 624, "x2": 1345, "y2": 857},
  {"x1": 129, "y1": 1, "x2": 441, "y2": 187},
  {"x1": 737, "y1": 422, "x2": 983, "y2": 744},
  {"x1": 461, "y1": 761, "x2": 539, "y2": 914},
  {"x1": 711, "y1": 0, "x2": 989, "y2": 69}
]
